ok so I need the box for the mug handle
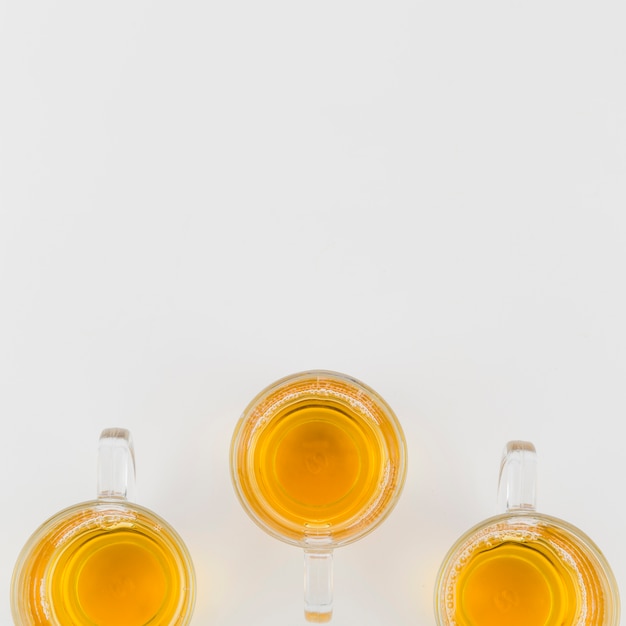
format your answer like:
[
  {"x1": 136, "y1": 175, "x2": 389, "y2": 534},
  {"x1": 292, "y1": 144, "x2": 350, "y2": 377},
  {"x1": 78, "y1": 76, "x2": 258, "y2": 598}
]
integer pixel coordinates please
[
  {"x1": 97, "y1": 427, "x2": 136, "y2": 500},
  {"x1": 497, "y1": 440, "x2": 537, "y2": 513},
  {"x1": 304, "y1": 538, "x2": 333, "y2": 622}
]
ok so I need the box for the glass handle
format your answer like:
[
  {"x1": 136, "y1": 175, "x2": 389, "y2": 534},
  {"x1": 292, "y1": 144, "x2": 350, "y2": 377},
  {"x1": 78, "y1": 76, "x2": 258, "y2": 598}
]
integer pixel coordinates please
[
  {"x1": 97, "y1": 427, "x2": 136, "y2": 500},
  {"x1": 303, "y1": 548, "x2": 333, "y2": 623},
  {"x1": 497, "y1": 440, "x2": 537, "y2": 513}
]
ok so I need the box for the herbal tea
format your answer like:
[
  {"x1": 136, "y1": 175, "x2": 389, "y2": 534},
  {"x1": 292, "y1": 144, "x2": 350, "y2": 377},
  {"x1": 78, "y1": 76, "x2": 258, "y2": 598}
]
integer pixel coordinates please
[
  {"x1": 231, "y1": 372, "x2": 406, "y2": 544},
  {"x1": 254, "y1": 400, "x2": 383, "y2": 526},
  {"x1": 455, "y1": 541, "x2": 575, "y2": 626},
  {"x1": 440, "y1": 520, "x2": 611, "y2": 626},
  {"x1": 13, "y1": 503, "x2": 193, "y2": 626}
]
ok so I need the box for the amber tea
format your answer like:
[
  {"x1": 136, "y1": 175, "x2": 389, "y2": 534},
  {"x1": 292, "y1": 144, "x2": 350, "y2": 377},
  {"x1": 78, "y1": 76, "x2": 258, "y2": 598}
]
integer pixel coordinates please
[
  {"x1": 13, "y1": 501, "x2": 194, "y2": 626},
  {"x1": 435, "y1": 441, "x2": 619, "y2": 626},
  {"x1": 456, "y1": 541, "x2": 573, "y2": 626},
  {"x1": 11, "y1": 429, "x2": 195, "y2": 626},
  {"x1": 438, "y1": 518, "x2": 615, "y2": 626},
  {"x1": 231, "y1": 371, "x2": 406, "y2": 543},
  {"x1": 255, "y1": 399, "x2": 392, "y2": 527},
  {"x1": 230, "y1": 370, "x2": 407, "y2": 621}
]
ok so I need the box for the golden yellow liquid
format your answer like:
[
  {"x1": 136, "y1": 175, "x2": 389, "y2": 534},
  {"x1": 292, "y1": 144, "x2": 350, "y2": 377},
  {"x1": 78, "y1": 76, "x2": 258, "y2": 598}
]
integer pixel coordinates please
[
  {"x1": 72, "y1": 536, "x2": 166, "y2": 624},
  {"x1": 439, "y1": 519, "x2": 613, "y2": 626},
  {"x1": 232, "y1": 374, "x2": 406, "y2": 543},
  {"x1": 255, "y1": 402, "x2": 381, "y2": 525},
  {"x1": 12, "y1": 503, "x2": 194, "y2": 626},
  {"x1": 456, "y1": 542, "x2": 575, "y2": 626}
]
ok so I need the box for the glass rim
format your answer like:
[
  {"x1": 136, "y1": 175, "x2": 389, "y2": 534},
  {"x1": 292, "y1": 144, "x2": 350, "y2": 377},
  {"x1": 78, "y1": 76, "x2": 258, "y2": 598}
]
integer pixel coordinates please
[
  {"x1": 11, "y1": 498, "x2": 196, "y2": 626},
  {"x1": 434, "y1": 510, "x2": 620, "y2": 626},
  {"x1": 230, "y1": 369, "x2": 408, "y2": 547}
]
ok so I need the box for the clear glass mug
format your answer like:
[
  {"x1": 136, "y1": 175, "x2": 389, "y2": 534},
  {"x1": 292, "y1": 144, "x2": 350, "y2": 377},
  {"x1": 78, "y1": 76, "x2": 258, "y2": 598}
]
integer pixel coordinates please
[
  {"x1": 435, "y1": 440, "x2": 620, "y2": 626},
  {"x1": 230, "y1": 370, "x2": 408, "y2": 622},
  {"x1": 11, "y1": 428, "x2": 196, "y2": 626}
]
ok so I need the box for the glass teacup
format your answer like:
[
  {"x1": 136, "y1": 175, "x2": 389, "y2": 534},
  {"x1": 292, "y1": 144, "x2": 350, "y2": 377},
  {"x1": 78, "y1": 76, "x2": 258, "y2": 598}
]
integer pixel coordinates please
[
  {"x1": 230, "y1": 370, "x2": 407, "y2": 622},
  {"x1": 11, "y1": 428, "x2": 196, "y2": 626},
  {"x1": 435, "y1": 440, "x2": 620, "y2": 626}
]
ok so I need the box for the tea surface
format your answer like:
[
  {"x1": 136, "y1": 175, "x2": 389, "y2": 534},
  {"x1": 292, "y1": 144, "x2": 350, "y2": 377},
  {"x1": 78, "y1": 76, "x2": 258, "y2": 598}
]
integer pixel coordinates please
[
  {"x1": 13, "y1": 506, "x2": 192, "y2": 626},
  {"x1": 54, "y1": 530, "x2": 174, "y2": 626},
  {"x1": 455, "y1": 542, "x2": 575, "y2": 626},
  {"x1": 253, "y1": 400, "x2": 384, "y2": 527},
  {"x1": 231, "y1": 372, "x2": 407, "y2": 546}
]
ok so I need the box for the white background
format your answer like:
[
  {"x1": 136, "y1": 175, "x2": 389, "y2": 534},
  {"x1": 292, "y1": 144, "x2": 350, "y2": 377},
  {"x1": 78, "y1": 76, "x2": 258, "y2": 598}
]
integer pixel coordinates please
[{"x1": 1, "y1": 1, "x2": 625, "y2": 625}]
